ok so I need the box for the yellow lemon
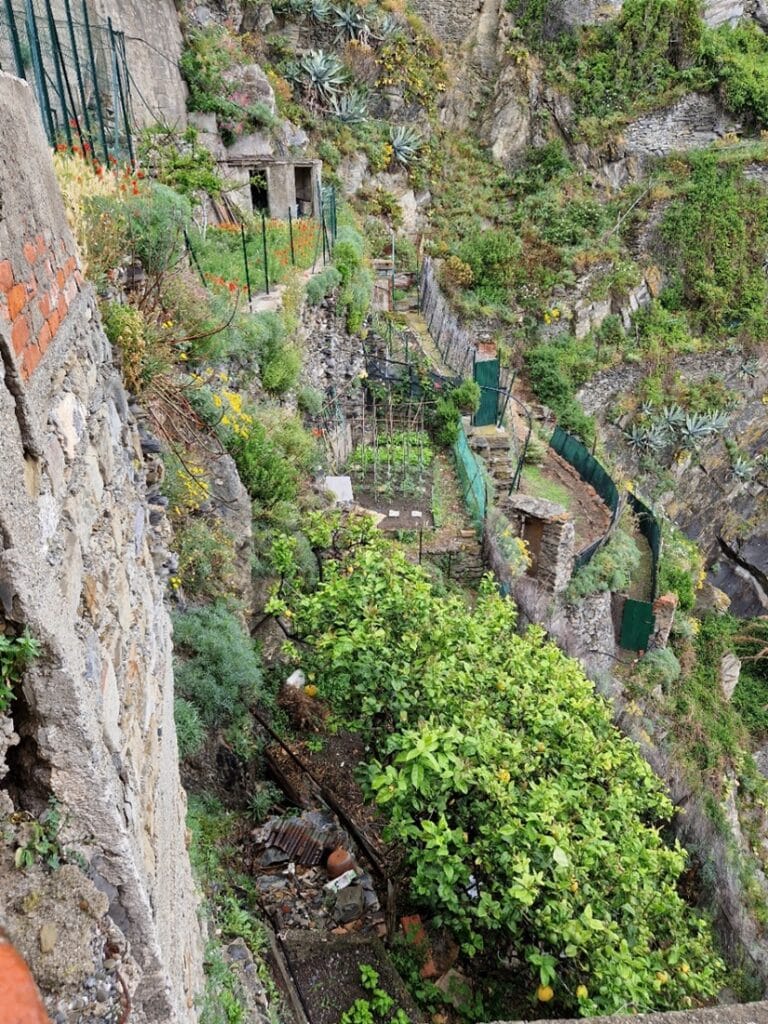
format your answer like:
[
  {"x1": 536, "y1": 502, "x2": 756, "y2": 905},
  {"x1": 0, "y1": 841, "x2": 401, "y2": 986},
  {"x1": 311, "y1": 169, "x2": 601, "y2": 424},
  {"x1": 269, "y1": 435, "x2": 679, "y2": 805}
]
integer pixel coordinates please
[
  {"x1": 303, "y1": 684, "x2": 318, "y2": 698},
  {"x1": 536, "y1": 985, "x2": 554, "y2": 1003},
  {"x1": 656, "y1": 971, "x2": 669, "y2": 985},
  {"x1": 576, "y1": 985, "x2": 588, "y2": 1000},
  {"x1": 679, "y1": 963, "x2": 690, "y2": 974},
  {"x1": 569, "y1": 879, "x2": 579, "y2": 893}
]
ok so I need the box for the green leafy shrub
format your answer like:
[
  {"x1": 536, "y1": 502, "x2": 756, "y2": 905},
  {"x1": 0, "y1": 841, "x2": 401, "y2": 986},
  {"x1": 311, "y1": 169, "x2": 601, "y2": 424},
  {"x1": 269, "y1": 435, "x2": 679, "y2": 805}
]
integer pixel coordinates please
[
  {"x1": 284, "y1": 529, "x2": 725, "y2": 1016},
  {"x1": 305, "y1": 266, "x2": 342, "y2": 304},
  {"x1": 458, "y1": 230, "x2": 520, "y2": 303},
  {"x1": 174, "y1": 697, "x2": 206, "y2": 758},
  {"x1": 102, "y1": 302, "x2": 148, "y2": 393},
  {"x1": 0, "y1": 630, "x2": 41, "y2": 714},
  {"x1": 139, "y1": 125, "x2": 225, "y2": 201},
  {"x1": 635, "y1": 648, "x2": 682, "y2": 690},
  {"x1": 181, "y1": 28, "x2": 277, "y2": 142},
  {"x1": 174, "y1": 603, "x2": 262, "y2": 729},
  {"x1": 524, "y1": 343, "x2": 596, "y2": 444},
  {"x1": 89, "y1": 183, "x2": 190, "y2": 278},
  {"x1": 173, "y1": 519, "x2": 239, "y2": 600},
  {"x1": 660, "y1": 151, "x2": 768, "y2": 347},
  {"x1": 700, "y1": 23, "x2": 768, "y2": 124},
  {"x1": 567, "y1": 527, "x2": 642, "y2": 601}
]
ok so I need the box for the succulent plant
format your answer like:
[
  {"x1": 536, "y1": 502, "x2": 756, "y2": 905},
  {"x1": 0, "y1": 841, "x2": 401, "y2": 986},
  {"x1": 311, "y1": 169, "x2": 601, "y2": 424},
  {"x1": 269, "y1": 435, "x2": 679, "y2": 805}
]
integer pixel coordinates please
[
  {"x1": 299, "y1": 49, "x2": 346, "y2": 105},
  {"x1": 309, "y1": 0, "x2": 332, "y2": 22},
  {"x1": 389, "y1": 124, "x2": 423, "y2": 167},
  {"x1": 731, "y1": 455, "x2": 755, "y2": 481},
  {"x1": 332, "y1": 3, "x2": 373, "y2": 44},
  {"x1": 328, "y1": 88, "x2": 369, "y2": 124},
  {"x1": 375, "y1": 13, "x2": 402, "y2": 41},
  {"x1": 625, "y1": 422, "x2": 666, "y2": 454}
]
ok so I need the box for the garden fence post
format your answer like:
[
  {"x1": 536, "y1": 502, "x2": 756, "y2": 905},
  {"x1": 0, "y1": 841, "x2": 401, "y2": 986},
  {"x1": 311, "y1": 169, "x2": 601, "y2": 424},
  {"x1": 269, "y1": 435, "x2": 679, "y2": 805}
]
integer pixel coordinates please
[
  {"x1": 288, "y1": 207, "x2": 296, "y2": 266},
  {"x1": 241, "y1": 223, "x2": 252, "y2": 305},
  {"x1": 44, "y1": 0, "x2": 72, "y2": 149},
  {"x1": 4, "y1": 0, "x2": 27, "y2": 80},
  {"x1": 48, "y1": 6, "x2": 87, "y2": 156},
  {"x1": 25, "y1": 0, "x2": 55, "y2": 145},
  {"x1": 183, "y1": 229, "x2": 207, "y2": 289},
  {"x1": 82, "y1": 0, "x2": 109, "y2": 163},
  {"x1": 64, "y1": 0, "x2": 94, "y2": 149},
  {"x1": 261, "y1": 211, "x2": 270, "y2": 295}
]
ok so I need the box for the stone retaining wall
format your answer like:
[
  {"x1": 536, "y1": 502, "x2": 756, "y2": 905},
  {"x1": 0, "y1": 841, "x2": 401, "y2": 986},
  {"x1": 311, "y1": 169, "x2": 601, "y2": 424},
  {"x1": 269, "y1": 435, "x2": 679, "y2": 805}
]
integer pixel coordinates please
[{"x1": 0, "y1": 71, "x2": 203, "y2": 1021}]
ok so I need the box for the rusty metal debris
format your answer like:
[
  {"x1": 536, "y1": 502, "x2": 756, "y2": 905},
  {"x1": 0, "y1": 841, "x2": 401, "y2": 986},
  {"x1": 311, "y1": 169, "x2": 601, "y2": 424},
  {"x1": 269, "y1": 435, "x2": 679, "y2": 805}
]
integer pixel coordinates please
[{"x1": 261, "y1": 818, "x2": 333, "y2": 867}]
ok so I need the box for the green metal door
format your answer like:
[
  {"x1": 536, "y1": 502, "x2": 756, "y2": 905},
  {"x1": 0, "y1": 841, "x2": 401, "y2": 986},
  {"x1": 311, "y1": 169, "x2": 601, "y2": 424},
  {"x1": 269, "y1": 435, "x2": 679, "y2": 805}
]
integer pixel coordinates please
[
  {"x1": 620, "y1": 599, "x2": 656, "y2": 652},
  {"x1": 473, "y1": 358, "x2": 500, "y2": 427}
]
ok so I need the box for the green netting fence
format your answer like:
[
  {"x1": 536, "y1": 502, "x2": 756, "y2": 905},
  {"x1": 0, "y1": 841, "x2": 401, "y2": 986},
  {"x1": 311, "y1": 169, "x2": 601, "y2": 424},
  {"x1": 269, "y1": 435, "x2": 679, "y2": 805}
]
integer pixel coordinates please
[
  {"x1": 454, "y1": 421, "x2": 487, "y2": 530},
  {"x1": 550, "y1": 425, "x2": 620, "y2": 568},
  {"x1": 628, "y1": 492, "x2": 662, "y2": 600}
]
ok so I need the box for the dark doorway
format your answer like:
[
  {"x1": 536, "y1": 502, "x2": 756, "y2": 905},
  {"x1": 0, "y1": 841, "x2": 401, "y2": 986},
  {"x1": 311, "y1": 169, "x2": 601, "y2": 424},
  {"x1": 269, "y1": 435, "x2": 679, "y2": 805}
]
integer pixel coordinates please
[
  {"x1": 521, "y1": 517, "x2": 544, "y2": 576},
  {"x1": 295, "y1": 165, "x2": 313, "y2": 216},
  {"x1": 250, "y1": 169, "x2": 269, "y2": 213}
]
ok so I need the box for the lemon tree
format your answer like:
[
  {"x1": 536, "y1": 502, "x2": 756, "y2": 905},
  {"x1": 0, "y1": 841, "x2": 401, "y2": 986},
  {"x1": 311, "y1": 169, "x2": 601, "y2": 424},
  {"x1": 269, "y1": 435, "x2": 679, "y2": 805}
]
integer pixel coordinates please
[{"x1": 282, "y1": 524, "x2": 724, "y2": 1017}]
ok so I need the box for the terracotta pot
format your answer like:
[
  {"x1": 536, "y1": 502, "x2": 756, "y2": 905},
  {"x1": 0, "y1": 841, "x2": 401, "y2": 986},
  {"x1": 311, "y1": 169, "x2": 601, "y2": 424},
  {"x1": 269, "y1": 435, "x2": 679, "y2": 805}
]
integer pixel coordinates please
[{"x1": 326, "y1": 847, "x2": 354, "y2": 879}]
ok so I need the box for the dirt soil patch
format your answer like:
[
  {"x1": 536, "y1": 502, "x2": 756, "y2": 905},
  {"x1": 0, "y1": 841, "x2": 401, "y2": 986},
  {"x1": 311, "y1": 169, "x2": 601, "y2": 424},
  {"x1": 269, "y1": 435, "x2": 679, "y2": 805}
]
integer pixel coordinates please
[{"x1": 281, "y1": 932, "x2": 423, "y2": 1024}]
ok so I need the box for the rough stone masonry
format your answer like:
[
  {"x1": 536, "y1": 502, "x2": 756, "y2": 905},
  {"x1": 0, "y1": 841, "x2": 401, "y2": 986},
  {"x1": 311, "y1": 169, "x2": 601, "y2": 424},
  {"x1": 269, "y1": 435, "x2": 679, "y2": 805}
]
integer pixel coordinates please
[{"x1": 0, "y1": 71, "x2": 203, "y2": 1021}]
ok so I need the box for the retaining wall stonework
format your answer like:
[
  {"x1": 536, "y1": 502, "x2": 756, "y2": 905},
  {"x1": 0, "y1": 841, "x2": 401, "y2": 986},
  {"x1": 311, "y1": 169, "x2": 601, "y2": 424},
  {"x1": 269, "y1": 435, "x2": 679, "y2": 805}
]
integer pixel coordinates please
[{"x1": 0, "y1": 71, "x2": 203, "y2": 1022}]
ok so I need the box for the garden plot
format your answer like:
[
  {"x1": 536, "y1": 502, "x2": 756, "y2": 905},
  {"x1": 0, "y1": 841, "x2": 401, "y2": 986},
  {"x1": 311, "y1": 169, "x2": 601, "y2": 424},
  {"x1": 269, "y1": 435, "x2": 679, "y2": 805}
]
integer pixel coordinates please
[{"x1": 347, "y1": 428, "x2": 435, "y2": 528}]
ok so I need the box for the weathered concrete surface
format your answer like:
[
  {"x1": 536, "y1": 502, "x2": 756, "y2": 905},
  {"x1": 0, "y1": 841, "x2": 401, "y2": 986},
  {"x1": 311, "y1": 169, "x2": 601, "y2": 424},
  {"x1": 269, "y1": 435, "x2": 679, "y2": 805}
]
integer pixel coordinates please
[{"x1": 0, "y1": 72, "x2": 203, "y2": 1022}]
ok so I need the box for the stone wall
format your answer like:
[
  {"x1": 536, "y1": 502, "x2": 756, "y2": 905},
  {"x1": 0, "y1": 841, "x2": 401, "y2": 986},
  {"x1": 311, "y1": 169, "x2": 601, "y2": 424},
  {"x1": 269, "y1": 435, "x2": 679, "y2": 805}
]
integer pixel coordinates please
[
  {"x1": 94, "y1": 0, "x2": 188, "y2": 128},
  {"x1": 623, "y1": 93, "x2": 741, "y2": 157},
  {"x1": 0, "y1": 71, "x2": 203, "y2": 1021},
  {"x1": 409, "y1": 0, "x2": 483, "y2": 45}
]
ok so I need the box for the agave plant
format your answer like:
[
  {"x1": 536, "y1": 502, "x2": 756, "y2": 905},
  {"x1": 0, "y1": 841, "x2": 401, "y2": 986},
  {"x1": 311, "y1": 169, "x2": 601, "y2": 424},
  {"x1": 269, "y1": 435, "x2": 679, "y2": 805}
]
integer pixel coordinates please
[
  {"x1": 731, "y1": 455, "x2": 755, "y2": 481},
  {"x1": 309, "y1": 0, "x2": 332, "y2": 22},
  {"x1": 678, "y1": 411, "x2": 721, "y2": 449},
  {"x1": 332, "y1": 3, "x2": 373, "y2": 44},
  {"x1": 625, "y1": 422, "x2": 666, "y2": 454},
  {"x1": 389, "y1": 124, "x2": 423, "y2": 167},
  {"x1": 738, "y1": 358, "x2": 758, "y2": 382},
  {"x1": 657, "y1": 403, "x2": 685, "y2": 435},
  {"x1": 299, "y1": 50, "x2": 346, "y2": 105},
  {"x1": 328, "y1": 88, "x2": 369, "y2": 124},
  {"x1": 375, "y1": 12, "x2": 402, "y2": 41}
]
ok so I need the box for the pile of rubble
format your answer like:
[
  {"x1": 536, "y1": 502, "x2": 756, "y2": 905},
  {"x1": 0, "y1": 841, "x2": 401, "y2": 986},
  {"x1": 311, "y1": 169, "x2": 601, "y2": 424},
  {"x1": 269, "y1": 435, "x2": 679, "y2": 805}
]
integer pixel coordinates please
[{"x1": 251, "y1": 809, "x2": 386, "y2": 938}]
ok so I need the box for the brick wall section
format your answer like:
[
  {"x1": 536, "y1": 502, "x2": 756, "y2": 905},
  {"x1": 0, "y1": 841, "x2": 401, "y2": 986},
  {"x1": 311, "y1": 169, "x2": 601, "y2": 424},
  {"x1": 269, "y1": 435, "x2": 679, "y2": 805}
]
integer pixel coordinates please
[{"x1": 0, "y1": 241, "x2": 83, "y2": 381}]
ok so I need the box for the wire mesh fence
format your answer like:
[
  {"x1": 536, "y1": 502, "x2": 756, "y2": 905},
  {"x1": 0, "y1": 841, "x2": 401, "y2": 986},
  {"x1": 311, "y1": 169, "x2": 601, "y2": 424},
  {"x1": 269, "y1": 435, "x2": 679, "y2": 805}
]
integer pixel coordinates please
[
  {"x1": 0, "y1": 0, "x2": 133, "y2": 163},
  {"x1": 454, "y1": 421, "x2": 487, "y2": 530}
]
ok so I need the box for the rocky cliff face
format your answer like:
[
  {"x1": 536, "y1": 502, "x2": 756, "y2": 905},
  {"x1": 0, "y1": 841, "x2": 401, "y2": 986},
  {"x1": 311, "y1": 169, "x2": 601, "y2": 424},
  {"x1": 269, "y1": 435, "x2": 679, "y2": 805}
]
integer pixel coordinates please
[{"x1": 0, "y1": 71, "x2": 203, "y2": 1022}]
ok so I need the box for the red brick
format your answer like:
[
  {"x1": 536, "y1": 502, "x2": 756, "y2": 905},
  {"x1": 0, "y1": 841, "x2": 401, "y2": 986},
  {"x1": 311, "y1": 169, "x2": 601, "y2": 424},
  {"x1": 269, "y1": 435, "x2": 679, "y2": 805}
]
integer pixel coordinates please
[
  {"x1": 65, "y1": 256, "x2": 77, "y2": 275},
  {"x1": 56, "y1": 268, "x2": 65, "y2": 289},
  {"x1": 56, "y1": 294, "x2": 68, "y2": 321},
  {"x1": 37, "y1": 321, "x2": 52, "y2": 351},
  {"x1": 0, "y1": 260, "x2": 14, "y2": 293},
  {"x1": 11, "y1": 315, "x2": 30, "y2": 355},
  {"x1": 25, "y1": 274, "x2": 37, "y2": 300},
  {"x1": 21, "y1": 343, "x2": 42, "y2": 380},
  {"x1": 38, "y1": 293, "x2": 51, "y2": 318},
  {"x1": 7, "y1": 283, "x2": 26, "y2": 320},
  {"x1": 23, "y1": 241, "x2": 38, "y2": 264},
  {"x1": 47, "y1": 310, "x2": 60, "y2": 336}
]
